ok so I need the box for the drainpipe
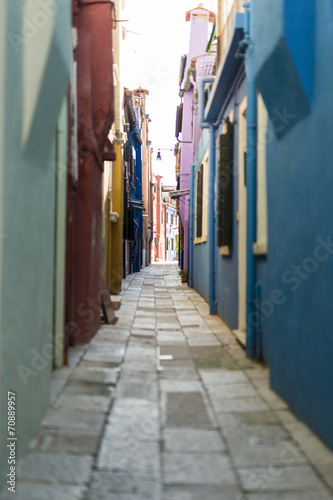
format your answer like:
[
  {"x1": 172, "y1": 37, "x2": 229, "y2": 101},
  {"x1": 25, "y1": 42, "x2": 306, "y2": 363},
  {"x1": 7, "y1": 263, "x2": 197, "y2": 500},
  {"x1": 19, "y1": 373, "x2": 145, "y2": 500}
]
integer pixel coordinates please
[
  {"x1": 199, "y1": 76, "x2": 217, "y2": 315},
  {"x1": 189, "y1": 163, "x2": 195, "y2": 287},
  {"x1": 244, "y1": 1, "x2": 259, "y2": 358}
]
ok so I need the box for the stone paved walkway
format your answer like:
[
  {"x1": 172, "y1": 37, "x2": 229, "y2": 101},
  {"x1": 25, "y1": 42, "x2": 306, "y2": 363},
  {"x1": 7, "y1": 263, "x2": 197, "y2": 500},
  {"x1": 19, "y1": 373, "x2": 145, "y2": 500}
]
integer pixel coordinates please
[{"x1": 2, "y1": 263, "x2": 333, "y2": 499}]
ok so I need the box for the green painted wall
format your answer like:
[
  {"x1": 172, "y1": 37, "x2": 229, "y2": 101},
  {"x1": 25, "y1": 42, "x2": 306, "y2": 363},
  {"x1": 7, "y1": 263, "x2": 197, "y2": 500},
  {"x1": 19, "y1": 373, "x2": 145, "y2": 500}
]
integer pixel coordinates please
[
  {"x1": 54, "y1": 98, "x2": 68, "y2": 368},
  {"x1": 0, "y1": 0, "x2": 71, "y2": 491}
]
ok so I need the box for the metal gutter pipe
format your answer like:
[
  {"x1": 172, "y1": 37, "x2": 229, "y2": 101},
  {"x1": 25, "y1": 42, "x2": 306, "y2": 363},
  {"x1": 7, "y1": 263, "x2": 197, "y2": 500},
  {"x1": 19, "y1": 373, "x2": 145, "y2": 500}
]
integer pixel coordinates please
[
  {"x1": 198, "y1": 76, "x2": 217, "y2": 314},
  {"x1": 208, "y1": 123, "x2": 217, "y2": 314},
  {"x1": 189, "y1": 163, "x2": 195, "y2": 288},
  {"x1": 244, "y1": 1, "x2": 259, "y2": 358}
]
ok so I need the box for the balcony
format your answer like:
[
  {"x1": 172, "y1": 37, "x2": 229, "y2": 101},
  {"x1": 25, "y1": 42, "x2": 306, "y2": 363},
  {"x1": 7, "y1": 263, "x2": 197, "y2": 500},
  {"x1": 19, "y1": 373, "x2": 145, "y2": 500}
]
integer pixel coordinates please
[{"x1": 218, "y1": 0, "x2": 245, "y2": 58}]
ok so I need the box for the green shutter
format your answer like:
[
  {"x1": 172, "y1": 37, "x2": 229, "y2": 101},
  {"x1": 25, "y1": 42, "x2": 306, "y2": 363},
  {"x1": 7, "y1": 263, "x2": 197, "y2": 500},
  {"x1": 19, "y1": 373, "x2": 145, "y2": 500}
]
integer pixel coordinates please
[{"x1": 217, "y1": 119, "x2": 233, "y2": 249}]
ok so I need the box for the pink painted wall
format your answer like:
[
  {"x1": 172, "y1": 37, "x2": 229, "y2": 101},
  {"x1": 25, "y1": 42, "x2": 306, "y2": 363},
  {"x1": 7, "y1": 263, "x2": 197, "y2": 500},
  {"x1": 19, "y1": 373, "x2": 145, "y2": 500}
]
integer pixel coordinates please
[{"x1": 179, "y1": 6, "x2": 213, "y2": 271}]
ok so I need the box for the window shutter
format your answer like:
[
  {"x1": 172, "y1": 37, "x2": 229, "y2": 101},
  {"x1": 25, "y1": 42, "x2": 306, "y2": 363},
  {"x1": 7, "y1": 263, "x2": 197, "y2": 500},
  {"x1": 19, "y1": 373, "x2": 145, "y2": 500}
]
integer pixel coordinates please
[
  {"x1": 217, "y1": 119, "x2": 233, "y2": 248},
  {"x1": 124, "y1": 192, "x2": 134, "y2": 241},
  {"x1": 123, "y1": 192, "x2": 129, "y2": 240},
  {"x1": 123, "y1": 136, "x2": 132, "y2": 163},
  {"x1": 196, "y1": 165, "x2": 203, "y2": 238},
  {"x1": 128, "y1": 207, "x2": 134, "y2": 240},
  {"x1": 175, "y1": 104, "x2": 183, "y2": 139}
]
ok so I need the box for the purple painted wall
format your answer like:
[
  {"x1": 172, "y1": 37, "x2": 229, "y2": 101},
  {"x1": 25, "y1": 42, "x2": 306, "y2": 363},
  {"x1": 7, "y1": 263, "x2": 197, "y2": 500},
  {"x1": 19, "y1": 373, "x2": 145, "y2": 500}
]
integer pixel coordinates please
[{"x1": 179, "y1": 6, "x2": 213, "y2": 271}]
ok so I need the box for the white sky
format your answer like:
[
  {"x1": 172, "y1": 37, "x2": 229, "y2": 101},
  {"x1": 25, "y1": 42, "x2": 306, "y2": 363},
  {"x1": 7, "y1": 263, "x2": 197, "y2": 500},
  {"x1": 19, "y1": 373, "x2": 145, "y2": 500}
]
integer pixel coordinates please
[{"x1": 121, "y1": 0, "x2": 217, "y2": 184}]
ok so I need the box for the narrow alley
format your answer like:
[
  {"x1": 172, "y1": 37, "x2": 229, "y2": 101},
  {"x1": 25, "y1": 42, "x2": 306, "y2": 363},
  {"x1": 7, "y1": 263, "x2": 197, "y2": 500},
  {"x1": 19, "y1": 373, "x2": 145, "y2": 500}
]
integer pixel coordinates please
[{"x1": 2, "y1": 264, "x2": 332, "y2": 500}]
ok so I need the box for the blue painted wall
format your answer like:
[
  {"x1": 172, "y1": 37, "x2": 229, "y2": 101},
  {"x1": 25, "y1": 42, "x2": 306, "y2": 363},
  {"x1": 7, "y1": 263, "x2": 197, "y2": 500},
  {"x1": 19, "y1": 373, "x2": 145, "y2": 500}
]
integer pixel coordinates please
[
  {"x1": 255, "y1": 1, "x2": 333, "y2": 450},
  {"x1": 192, "y1": 76, "x2": 246, "y2": 330},
  {"x1": 215, "y1": 79, "x2": 246, "y2": 330},
  {"x1": 192, "y1": 130, "x2": 210, "y2": 303}
]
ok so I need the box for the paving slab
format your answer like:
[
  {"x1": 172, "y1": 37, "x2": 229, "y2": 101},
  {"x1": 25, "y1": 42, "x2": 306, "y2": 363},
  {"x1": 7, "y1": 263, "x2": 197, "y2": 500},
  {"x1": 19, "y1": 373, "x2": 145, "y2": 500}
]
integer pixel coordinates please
[
  {"x1": 0, "y1": 484, "x2": 86, "y2": 500},
  {"x1": 63, "y1": 381, "x2": 114, "y2": 397},
  {"x1": 157, "y1": 334, "x2": 187, "y2": 345},
  {"x1": 111, "y1": 397, "x2": 159, "y2": 419},
  {"x1": 226, "y1": 425, "x2": 307, "y2": 467},
  {"x1": 200, "y1": 369, "x2": 249, "y2": 385},
  {"x1": 157, "y1": 322, "x2": 182, "y2": 330},
  {"x1": 83, "y1": 350, "x2": 124, "y2": 365},
  {"x1": 244, "y1": 492, "x2": 333, "y2": 500},
  {"x1": 282, "y1": 421, "x2": 333, "y2": 466},
  {"x1": 131, "y1": 328, "x2": 156, "y2": 338},
  {"x1": 160, "y1": 379, "x2": 204, "y2": 393},
  {"x1": 159, "y1": 345, "x2": 192, "y2": 359},
  {"x1": 162, "y1": 485, "x2": 242, "y2": 500},
  {"x1": 159, "y1": 369, "x2": 200, "y2": 380},
  {"x1": 105, "y1": 414, "x2": 159, "y2": 441},
  {"x1": 163, "y1": 452, "x2": 237, "y2": 486},
  {"x1": 212, "y1": 397, "x2": 270, "y2": 414},
  {"x1": 29, "y1": 429, "x2": 101, "y2": 455},
  {"x1": 238, "y1": 464, "x2": 325, "y2": 492},
  {"x1": 17, "y1": 452, "x2": 93, "y2": 484},
  {"x1": 187, "y1": 337, "x2": 221, "y2": 346},
  {"x1": 97, "y1": 438, "x2": 160, "y2": 475},
  {"x1": 42, "y1": 409, "x2": 105, "y2": 430},
  {"x1": 163, "y1": 428, "x2": 226, "y2": 453},
  {"x1": 163, "y1": 392, "x2": 213, "y2": 427},
  {"x1": 52, "y1": 394, "x2": 111, "y2": 413},
  {"x1": 87, "y1": 471, "x2": 161, "y2": 500},
  {"x1": 116, "y1": 379, "x2": 159, "y2": 401},
  {"x1": 69, "y1": 366, "x2": 119, "y2": 385}
]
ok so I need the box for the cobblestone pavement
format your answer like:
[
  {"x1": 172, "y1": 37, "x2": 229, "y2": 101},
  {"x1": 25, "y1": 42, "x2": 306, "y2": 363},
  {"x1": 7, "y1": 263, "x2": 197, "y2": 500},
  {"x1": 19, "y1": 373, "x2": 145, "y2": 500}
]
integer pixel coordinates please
[{"x1": 2, "y1": 263, "x2": 333, "y2": 499}]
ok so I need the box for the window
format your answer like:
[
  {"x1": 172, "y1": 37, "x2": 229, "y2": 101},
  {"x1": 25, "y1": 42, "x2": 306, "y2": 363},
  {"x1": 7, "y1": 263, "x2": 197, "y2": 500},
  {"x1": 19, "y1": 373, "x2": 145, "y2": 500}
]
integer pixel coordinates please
[
  {"x1": 217, "y1": 117, "x2": 233, "y2": 250},
  {"x1": 193, "y1": 13, "x2": 208, "y2": 22},
  {"x1": 196, "y1": 165, "x2": 203, "y2": 238},
  {"x1": 161, "y1": 210, "x2": 164, "y2": 224},
  {"x1": 154, "y1": 184, "x2": 157, "y2": 193},
  {"x1": 195, "y1": 151, "x2": 209, "y2": 243}
]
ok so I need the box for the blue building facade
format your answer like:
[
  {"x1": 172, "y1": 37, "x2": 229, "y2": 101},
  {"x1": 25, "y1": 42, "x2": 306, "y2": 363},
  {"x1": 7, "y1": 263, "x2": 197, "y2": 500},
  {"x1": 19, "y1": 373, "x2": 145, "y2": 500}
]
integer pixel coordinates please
[
  {"x1": 190, "y1": 0, "x2": 333, "y2": 451},
  {"x1": 123, "y1": 91, "x2": 143, "y2": 274},
  {"x1": 254, "y1": 0, "x2": 333, "y2": 450},
  {"x1": 191, "y1": 13, "x2": 246, "y2": 331}
]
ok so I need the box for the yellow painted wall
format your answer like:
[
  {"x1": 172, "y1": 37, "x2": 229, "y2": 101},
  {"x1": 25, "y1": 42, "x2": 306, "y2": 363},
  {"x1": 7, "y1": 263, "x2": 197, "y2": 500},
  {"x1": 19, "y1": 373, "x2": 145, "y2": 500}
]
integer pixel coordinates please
[{"x1": 110, "y1": 144, "x2": 123, "y2": 293}]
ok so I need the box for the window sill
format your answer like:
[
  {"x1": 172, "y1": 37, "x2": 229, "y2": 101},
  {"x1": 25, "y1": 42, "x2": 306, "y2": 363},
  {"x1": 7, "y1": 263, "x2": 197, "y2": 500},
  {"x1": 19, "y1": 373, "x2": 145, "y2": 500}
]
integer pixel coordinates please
[
  {"x1": 253, "y1": 240, "x2": 267, "y2": 255},
  {"x1": 219, "y1": 245, "x2": 231, "y2": 256},
  {"x1": 194, "y1": 235, "x2": 207, "y2": 245},
  {"x1": 110, "y1": 212, "x2": 119, "y2": 223}
]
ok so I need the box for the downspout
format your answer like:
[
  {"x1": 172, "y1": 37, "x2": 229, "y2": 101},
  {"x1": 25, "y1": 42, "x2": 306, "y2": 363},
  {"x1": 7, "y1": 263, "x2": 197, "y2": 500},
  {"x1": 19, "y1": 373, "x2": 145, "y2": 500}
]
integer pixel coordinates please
[
  {"x1": 243, "y1": 1, "x2": 259, "y2": 358},
  {"x1": 189, "y1": 163, "x2": 195, "y2": 287},
  {"x1": 199, "y1": 76, "x2": 217, "y2": 315}
]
